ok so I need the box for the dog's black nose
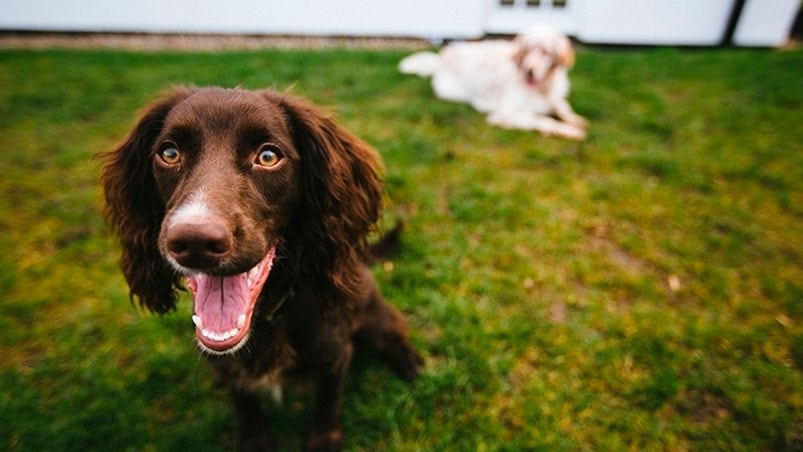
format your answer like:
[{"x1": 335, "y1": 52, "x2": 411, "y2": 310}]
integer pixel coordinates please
[{"x1": 166, "y1": 222, "x2": 232, "y2": 269}]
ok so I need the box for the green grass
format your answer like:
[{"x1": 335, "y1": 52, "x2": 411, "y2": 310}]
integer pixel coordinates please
[{"x1": 1, "y1": 45, "x2": 801, "y2": 451}]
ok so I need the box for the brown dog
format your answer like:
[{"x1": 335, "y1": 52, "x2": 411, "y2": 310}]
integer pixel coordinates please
[{"x1": 100, "y1": 87, "x2": 423, "y2": 450}]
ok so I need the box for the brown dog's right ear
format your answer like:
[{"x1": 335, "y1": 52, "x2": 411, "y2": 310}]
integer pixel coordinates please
[{"x1": 99, "y1": 87, "x2": 195, "y2": 314}]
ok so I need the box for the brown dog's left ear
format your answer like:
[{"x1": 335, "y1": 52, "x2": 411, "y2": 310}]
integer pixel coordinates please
[{"x1": 266, "y1": 91, "x2": 383, "y2": 300}]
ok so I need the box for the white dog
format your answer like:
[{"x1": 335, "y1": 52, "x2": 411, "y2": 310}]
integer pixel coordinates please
[{"x1": 399, "y1": 24, "x2": 587, "y2": 140}]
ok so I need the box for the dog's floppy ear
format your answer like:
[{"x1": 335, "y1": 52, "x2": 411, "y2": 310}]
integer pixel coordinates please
[
  {"x1": 99, "y1": 87, "x2": 196, "y2": 314},
  {"x1": 268, "y1": 91, "x2": 383, "y2": 301},
  {"x1": 554, "y1": 35, "x2": 575, "y2": 68},
  {"x1": 512, "y1": 35, "x2": 529, "y2": 68}
]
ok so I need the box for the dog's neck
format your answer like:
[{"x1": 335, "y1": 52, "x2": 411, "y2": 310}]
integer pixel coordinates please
[{"x1": 262, "y1": 286, "x2": 294, "y2": 324}]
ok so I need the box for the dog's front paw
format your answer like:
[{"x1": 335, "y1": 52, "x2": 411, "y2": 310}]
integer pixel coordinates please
[
  {"x1": 560, "y1": 124, "x2": 587, "y2": 141},
  {"x1": 304, "y1": 428, "x2": 344, "y2": 452},
  {"x1": 567, "y1": 113, "x2": 588, "y2": 129}
]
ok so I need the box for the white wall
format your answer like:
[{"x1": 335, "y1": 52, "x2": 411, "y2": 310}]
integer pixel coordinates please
[
  {"x1": 0, "y1": 0, "x2": 797, "y2": 46},
  {"x1": 734, "y1": 0, "x2": 800, "y2": 46},
  {"x1": 576, "y1": 0, "x2": 734, "y2": 46},
  {"x1": 0, "y1": 0, "x2": 489, "y2": 38}
]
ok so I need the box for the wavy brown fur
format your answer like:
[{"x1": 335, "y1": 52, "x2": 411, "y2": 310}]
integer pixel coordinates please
[
  {"x1": 100, "y1": 88, "x2": 195, "y2": 313},
  {"x1": 99, "y1": 87, "x2": 422, "y2": 450},
  {"x1": 270, "y1": 91, "x2": 384, "y2": 308}
]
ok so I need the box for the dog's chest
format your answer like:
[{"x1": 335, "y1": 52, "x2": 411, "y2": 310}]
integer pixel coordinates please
[
  {"x1": 500, "y1": 85, "x2": 554, "y2": 115},
  {"x1": 242, "y1": 369, "x2": 285, "y2": 403},
  {"x1": 207, "y1": 327, "x2": 297, "y2": 400}
]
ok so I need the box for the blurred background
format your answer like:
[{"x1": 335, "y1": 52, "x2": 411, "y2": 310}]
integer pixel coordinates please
[{"x1": 0, "y1": 0, "x2": 800, "y2": 47}]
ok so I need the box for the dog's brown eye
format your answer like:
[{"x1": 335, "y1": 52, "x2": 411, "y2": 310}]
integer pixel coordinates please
[
  {"x1": 159, "y1": 145, "x2": 181, "y2": 165},
  {"x1": 255, "y1": 144, "x2": 283, "y2": 168}
]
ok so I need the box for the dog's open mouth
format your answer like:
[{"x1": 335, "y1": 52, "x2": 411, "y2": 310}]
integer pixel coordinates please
[
  {"x1": 525, "y1": 71, "x2": 541, "y2": 89},
  {"x1": 186, "y1": 247, "x2": 276, "y2": 354}
]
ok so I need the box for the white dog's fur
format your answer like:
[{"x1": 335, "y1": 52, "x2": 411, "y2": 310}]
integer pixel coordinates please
[{"x1": 399, "y1": 24, "x2": 587, "y2": 140}]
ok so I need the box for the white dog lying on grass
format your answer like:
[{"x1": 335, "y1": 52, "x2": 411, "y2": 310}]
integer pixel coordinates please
[{"x1": 399, "y1": 24, "x2": 588, "y2": 140}]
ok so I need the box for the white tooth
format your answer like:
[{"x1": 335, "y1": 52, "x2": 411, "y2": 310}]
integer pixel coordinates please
[
  {"x1": 201, "y1": 327, "x2": 243, "y2": 342},
  {"x1": 192, "y1": 315, "x2": 203, "y2": 328},
  {"x1": 237, "y1": 314, "x2": 246, "y2": 329}
]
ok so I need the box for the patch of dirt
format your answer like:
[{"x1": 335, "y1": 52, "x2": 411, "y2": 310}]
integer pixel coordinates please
[{"x1": 0, "y1": 31, "x2": 431, "y2": 51}]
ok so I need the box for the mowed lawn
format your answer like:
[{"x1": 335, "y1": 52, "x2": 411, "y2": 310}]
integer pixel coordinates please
[{"x1": 0, "y1": 44, "x2": 801, "y2": 451}]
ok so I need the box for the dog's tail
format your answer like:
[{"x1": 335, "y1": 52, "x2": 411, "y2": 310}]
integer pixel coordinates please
[
  {"x1": 367, "y1": 221, "x2": 404, "y2": 263},
  {"x1": 398, "y1": 52, "x2": 441, "y2": 77}
]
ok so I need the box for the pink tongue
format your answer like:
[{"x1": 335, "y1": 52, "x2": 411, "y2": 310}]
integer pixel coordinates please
[{"x1": 193, "y1": 273, "x2": 249, "y2": 333}]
